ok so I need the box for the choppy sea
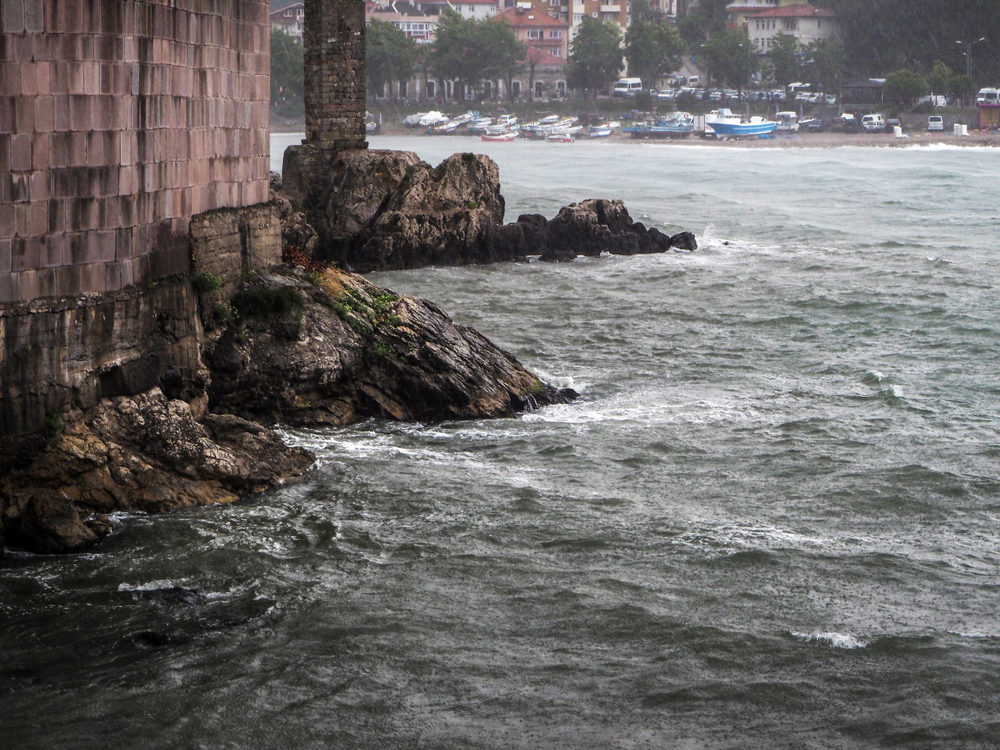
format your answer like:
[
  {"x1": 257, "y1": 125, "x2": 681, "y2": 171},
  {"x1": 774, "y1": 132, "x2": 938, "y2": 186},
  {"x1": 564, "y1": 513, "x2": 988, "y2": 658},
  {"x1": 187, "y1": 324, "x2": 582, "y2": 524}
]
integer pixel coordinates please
[{"x1": 2, "y1": 134, "x2": 999, "y2": 749}]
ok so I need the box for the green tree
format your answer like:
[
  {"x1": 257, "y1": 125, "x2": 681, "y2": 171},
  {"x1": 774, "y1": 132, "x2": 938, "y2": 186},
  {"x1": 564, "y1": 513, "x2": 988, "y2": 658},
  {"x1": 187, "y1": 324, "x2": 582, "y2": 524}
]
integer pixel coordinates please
[
  {"x1": 624, "y1": 1, "x2": 686, "y2": 88},
  {"x1": 476, "y1": 17, "x2": 526, "y2": 102},
  {"x1": 803, "y1": 38, "x2": 845, "y2": 93},
  {"x1": 765, "y1": 32, "x2": 800, "y2": 88},
  {"x1": 565, "y1": 16, "x2": 623, "y2": 97},
  {"x1": 948, "y1": 74, "x2": 976, "y2": 105},
  {"x1": 433, "y1": 9, "x2": 478, "y2": 100},
  {"x1": 270, "y1": 27, "x2": 304, "y2": 107},
  {"x1": 702, "y1": 28, "x2": 759, "y2": 95},
  {"x1": 367, "y1": 19, "x2": 416, "y2": 100},
  {"x1": 677, "y1": 0, "x2": 728, "y2": 52},
  {"x1": 883, "y1": 68, "x2": 928, "y2": 106},
  {"x1": 928, "y1": 60, "x2": 953, "y2": 96}
]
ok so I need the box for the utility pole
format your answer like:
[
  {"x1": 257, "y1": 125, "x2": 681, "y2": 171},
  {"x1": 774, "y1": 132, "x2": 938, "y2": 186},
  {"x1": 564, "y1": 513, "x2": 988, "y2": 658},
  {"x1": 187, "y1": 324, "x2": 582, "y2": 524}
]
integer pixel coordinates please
[{"x1": 956, "y1": 37, "x2": 986, "y2": 79}]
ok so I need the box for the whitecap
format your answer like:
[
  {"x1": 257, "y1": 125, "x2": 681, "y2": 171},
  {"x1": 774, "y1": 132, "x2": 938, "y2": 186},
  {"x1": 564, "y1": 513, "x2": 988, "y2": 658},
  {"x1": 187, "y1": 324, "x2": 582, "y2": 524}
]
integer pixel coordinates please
[{"x1": 792, "y1": 631, "x2": 868, "y2": 649}]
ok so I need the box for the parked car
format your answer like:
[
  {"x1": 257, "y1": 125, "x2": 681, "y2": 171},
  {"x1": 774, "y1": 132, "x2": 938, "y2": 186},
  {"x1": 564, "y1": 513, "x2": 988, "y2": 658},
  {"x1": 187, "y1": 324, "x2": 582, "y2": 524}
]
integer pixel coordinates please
[
  {"x1": 831, "y1": 114, "x2": 859, "y2": 133},
  {"x1": 824, "y1": 94, "x2": 837, "y2": 105},
  {"x1": 861, "y1": 113, "x2": 885, "y2": 132},
  {"x1": 885, "y1": 117, "x2": 903, "y2": 132},
  {"x1": 806, "y1": 118, "x2": 828, "y2": 132},
  {"x1": 927, "y1": 115, "x2": 944, "y2": 131}
]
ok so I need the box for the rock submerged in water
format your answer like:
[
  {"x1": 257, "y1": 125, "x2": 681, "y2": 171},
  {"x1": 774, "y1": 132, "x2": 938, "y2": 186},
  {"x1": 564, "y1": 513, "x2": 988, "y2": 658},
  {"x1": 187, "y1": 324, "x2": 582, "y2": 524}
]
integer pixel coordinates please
[{"x1": 284, "y1": 149, "x2": 696, "y2": 272}]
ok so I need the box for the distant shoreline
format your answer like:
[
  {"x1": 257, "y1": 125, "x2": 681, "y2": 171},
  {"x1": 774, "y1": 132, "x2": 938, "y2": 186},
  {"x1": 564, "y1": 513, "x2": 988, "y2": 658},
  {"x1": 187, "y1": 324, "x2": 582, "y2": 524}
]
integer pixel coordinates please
[{"x1": 270, "y1": 113, "x2": 1000, "y2": 148}]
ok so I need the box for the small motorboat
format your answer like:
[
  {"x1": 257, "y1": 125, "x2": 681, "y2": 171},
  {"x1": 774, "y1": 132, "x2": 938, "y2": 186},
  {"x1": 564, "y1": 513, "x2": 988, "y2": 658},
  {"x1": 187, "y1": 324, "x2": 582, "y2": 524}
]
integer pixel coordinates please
[
  {"x1": 481, "y1": 131, "x2": 518, "y2": 142},
  {"x1": 545, "y1": 132, "x2": 574, "y2": 143}
]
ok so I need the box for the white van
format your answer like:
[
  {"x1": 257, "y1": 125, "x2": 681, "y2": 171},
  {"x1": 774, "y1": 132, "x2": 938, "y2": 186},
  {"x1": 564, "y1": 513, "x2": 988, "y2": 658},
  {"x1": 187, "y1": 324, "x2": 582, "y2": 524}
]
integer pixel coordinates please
[
  {"x1": 613, "y1": 78, "x2": 643, "y2": 97},
  {"x1": 977, "y1": 88, "x2": 999, "y2": 105},
  {"x1": 861, "y1": 113, "x2": 885, "y2": 132},
  {"x1": 686, "y1": 76, "x2": 700, "y2": 87}
]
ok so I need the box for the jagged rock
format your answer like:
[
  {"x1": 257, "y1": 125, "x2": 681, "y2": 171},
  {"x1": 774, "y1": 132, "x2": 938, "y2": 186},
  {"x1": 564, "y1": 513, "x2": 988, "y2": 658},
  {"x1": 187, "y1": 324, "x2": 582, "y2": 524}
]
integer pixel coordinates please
[
  {"x1": 204, "y1": 266, "x2": 575, "y2": 427},
  {"x1": 670, "y1": 231, "x2": 698, "y2": 252},
  {"x1": 498, "y1": 213, "x2": 550, "y2": 258},
  {"x1": 541, "y1": 199, "x2": 675, "y2": 262},
  {"x1": 0, "y1": 389, "x2": 314, "y2": 554},
  {"x1": 271, "y1": 190, "x2": 319, "y2": 255}
]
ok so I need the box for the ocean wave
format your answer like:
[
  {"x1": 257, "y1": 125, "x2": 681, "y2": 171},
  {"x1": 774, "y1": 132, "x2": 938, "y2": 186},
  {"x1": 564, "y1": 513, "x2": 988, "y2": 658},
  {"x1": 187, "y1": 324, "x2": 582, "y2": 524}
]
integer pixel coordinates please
[{"x1": 791, "y1": 631, "x2": 868, "y2": 649}]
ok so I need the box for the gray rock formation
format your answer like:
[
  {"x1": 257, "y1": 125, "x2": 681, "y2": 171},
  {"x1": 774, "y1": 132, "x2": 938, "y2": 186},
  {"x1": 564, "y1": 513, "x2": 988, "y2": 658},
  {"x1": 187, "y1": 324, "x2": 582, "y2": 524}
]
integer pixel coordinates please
[
  {"x1": 278, "y1": 149, "x2": 697, "y2": 272},
  {"x1": 205, "y1": 265, "x2": 575, "y2": 426},
  {"x1": 0, "y1": 389, "x2": 314, "y2": 554}
]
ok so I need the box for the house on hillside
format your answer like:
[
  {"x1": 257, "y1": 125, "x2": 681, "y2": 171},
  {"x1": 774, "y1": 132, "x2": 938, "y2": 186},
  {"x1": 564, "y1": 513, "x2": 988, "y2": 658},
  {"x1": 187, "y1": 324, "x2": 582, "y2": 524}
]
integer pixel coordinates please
[
  {"x1": 271, "y1": 0, "x2": 305, "y2": 39},
  {"x1": 743, "y1": 4, "x2": 838, "y2": 51},
  {"x1": 496, "y1": 5, "x2": 569, "y2": 60}
]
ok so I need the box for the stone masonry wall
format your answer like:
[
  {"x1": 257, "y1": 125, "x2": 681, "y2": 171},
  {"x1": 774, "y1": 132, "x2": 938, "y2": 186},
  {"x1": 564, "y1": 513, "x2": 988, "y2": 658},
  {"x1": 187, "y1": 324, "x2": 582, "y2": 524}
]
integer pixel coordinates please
[
  {"x1": 303, "y1": 0, "x2": 366, "y2": 150},
  {"x1": 0, "y1": 0, "x2": 272, "y2": 304}
]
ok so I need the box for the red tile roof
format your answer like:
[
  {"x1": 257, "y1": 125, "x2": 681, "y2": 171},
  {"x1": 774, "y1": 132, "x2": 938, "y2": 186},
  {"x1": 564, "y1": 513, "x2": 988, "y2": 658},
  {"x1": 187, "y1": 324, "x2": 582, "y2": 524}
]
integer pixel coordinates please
[{"x1": 495, "y1": 7, "x2": 568, "y2": 27}]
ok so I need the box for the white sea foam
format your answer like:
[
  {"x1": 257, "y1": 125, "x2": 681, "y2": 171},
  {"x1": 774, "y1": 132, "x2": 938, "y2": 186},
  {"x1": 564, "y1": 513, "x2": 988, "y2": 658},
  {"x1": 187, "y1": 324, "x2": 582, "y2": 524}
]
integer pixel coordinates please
[{"x1": 792, "y1": 631, "x2": 869, "y2": 649}]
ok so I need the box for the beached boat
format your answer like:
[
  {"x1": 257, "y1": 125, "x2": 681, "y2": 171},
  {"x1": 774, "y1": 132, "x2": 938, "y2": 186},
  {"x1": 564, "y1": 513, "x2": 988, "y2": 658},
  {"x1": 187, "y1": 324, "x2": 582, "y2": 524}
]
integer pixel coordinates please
[
  {"x1": 588, "y1": 120, "x2": 620, "y2": 138},
  {"x1": 625, "y1": 112, "x2": 694, "y2": 139},
  {"x1": 708, "y1": 116, "x2": 777, "y2": 139},
  {"x1": 545, "y1": 132, "x2": 574, "y2": 143},
  {"x1": 481, "y1": 131, "x2": 518, "y2": 142},
  {"x1": 775, "y1": 111, "x2": 799, "y2": 134}
]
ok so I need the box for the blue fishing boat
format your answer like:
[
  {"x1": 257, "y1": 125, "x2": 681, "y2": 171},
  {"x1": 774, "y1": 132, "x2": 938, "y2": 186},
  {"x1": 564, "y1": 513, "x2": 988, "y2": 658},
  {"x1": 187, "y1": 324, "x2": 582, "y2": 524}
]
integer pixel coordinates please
[{"x1": 707, "y1": 115, "x2": 777, "y2": 139}]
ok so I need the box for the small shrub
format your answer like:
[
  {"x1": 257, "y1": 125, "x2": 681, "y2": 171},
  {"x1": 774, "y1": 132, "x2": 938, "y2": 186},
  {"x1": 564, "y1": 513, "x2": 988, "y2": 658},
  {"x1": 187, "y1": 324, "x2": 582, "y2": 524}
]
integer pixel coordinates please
[
  {"x1": 404, "y1": 165, "x2": 415, "y2": 180},
  {"x1": 468, "y1": 200, "x2": 479, "y2": 210},
  {"x1": 43, "y1": 411, "x2": 62, "y2": 442},
  {"x1": 212, "y1": 302, "x2": 238, "y2": 328},
  {"x1": 462, "y1": 152, "x2": 476, "y2": 162},
  {"x1": 232, "y1": 286, "x2": 304, "y2": 319},
  {"x1": 191, "y1": 272, "x2": 222, "y2": 294},
  {"x1": 372, "y1": 339, "x2": 396, "y2": 359}
]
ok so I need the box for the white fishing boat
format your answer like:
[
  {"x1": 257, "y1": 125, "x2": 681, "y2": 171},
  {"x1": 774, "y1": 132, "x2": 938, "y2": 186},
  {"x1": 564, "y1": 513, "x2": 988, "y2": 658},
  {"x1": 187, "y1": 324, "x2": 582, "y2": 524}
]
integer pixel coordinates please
[
  {"x1": 481, "y1": 131, "x2": 518, "y2": 142},
  {"x1": 775, "y1": 111, "x2": 799, "y2": 134},
  {"x1": 545, "y1": 132, "x2": 574, "y2": 143}
]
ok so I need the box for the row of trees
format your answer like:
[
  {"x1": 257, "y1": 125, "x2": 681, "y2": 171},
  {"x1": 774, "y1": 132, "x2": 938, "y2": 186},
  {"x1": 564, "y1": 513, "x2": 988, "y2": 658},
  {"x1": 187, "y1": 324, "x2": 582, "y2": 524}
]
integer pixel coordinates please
[{"x1": 369, "y1": 10, "x2": 528, "y2": 102}]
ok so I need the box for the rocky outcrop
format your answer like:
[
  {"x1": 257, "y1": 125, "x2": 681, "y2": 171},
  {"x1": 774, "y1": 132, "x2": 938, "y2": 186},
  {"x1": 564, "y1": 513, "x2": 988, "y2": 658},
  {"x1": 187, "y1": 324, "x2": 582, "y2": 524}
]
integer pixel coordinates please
[
  {"x1": 0, "y1": 389, "x2": 314, "y2": 554},
  {"x1": 205, "y1": 265, "x2": 575, "y2": 426},
  {"x1": 277, "y1": 149, "x2": 697, "y2": 273},
  {"x1": 306, "y1": 149, "x2": 524, "y2": 272}
]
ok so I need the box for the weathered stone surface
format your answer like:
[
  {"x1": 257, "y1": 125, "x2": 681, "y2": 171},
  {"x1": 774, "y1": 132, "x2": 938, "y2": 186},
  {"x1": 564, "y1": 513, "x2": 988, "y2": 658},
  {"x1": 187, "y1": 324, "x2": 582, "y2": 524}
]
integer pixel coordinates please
[
  {"x1": 308, "y1": 150, "x2": 525, "y2": 273},
  {"x1": 276, "y1": 150, "x2": 697, "y2": 272},
  {"x1": 540, "y1": 199, "x2": 678, "y2": 262},
  {"x1": 0, "y1": 389, "x2": 314, "y2": 554},
  {"x1": 204, "y1": 265, "x2": 575, "y2": 427}
]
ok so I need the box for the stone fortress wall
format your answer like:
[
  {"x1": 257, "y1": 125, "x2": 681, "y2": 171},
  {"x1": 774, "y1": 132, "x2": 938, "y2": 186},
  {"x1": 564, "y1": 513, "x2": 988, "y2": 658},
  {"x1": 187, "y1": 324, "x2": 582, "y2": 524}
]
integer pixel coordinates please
[
  {"x1": 0, "y1": 0, "x2": 272, "y2": 303},
  {"x1": 0, "y1": 0, "x2": 367, "y2": 451}
]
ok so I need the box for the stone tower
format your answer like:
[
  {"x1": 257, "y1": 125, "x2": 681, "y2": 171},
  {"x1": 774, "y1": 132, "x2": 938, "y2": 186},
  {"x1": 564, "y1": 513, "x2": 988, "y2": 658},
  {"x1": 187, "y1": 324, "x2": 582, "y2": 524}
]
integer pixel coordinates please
[{"x1": 283, "y1": 0, "x2": 367, "y2": 204}]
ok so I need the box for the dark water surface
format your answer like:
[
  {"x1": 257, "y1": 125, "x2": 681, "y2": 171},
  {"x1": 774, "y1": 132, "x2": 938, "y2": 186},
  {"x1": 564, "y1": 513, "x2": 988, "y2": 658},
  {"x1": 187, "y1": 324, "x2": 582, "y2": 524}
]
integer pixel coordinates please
[{"x1": 3, "y1": 138, "x2": 999, "y2": 749}]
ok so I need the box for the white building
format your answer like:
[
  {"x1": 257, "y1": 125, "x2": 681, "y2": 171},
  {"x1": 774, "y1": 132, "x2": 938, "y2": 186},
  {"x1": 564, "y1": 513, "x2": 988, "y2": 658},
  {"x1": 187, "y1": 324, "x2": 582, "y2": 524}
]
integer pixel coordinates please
[{"x1": 744, "y1": 4, "x2": 838, "y2": 51}]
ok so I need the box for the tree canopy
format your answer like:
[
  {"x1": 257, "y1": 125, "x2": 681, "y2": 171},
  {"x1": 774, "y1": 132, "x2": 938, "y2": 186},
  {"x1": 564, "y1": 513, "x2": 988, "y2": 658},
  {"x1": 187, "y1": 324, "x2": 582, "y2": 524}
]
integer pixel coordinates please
[
  {"x1": 624, "y1": 1, "x2": 686, "y2": 86},
  {"x1": 701, "y1": 28, "x2": 759, "y2": 92},
  {"x1": 764, "y1": 33, "x2": 800, "y2": 88},
  {"x1": 821, "y1": 0, "x2": 1000, "y2": 84},
  {"x1": 367, "y1": 19, "x2": 416, "y2": 99},
  {"x1": 883, "y1": 68, "x2": 928, "y2": 105},
  {"x1": 431, "y1": 9, "x2": 526, "y2": 101},
  {"x1": 565, "y1": 16, "x2": 624, "y2": 95}
]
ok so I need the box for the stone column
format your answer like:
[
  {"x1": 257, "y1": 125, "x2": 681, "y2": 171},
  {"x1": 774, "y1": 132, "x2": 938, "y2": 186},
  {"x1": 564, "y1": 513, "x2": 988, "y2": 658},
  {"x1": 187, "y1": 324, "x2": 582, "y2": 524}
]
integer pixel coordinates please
[
  {"x1": 284, "y1": 0, "x2": 367, "y2": 205},
  {"x1": 304, "y1": 0, "x2": 367, "y2": 149}
]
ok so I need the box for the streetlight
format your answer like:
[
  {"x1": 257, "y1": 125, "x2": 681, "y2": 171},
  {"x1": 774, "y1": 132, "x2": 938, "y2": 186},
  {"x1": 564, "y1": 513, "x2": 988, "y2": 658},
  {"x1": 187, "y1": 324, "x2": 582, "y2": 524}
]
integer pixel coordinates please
[{"x1": 956, "y1": 37, "x2": 986, "y2": 79}]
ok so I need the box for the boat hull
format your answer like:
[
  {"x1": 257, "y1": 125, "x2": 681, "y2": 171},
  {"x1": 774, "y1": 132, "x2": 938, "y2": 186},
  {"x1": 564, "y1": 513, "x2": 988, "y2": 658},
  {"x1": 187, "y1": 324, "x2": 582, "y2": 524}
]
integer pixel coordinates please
[{"x1": 708, "y1": 120, "x2": 777, "y2": 139}]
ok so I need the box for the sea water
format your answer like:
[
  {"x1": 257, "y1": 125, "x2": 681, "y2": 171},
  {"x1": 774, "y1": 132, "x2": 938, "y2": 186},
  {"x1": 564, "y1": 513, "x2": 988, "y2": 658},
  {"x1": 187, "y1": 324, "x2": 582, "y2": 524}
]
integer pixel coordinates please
[{"x1": 2, "y1": 137, "x2": 999, "y2": 749}]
